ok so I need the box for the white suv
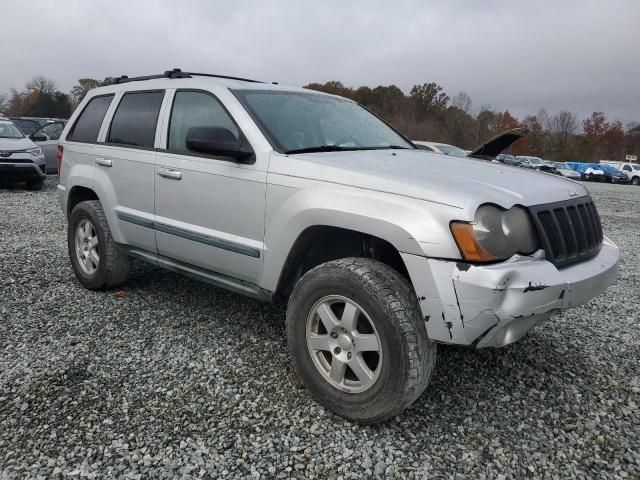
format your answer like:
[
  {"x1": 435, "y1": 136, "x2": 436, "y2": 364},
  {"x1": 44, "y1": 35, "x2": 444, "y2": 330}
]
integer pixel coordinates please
[
  {"x1": 618, "y1": 163, "x2": 640, "y2": 185},
  {"x1": 57, "y1": 69, "x2": 619, "y2": 423}
]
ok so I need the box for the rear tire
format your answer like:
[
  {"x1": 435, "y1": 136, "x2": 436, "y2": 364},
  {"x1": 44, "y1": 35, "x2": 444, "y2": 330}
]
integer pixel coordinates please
[
  {"x1": 68, "y1": 200, "x2": 130, "y2": 290},
  {"x1": 25, "y1": 179, "x2": 44, "y2": 190},
  {"x1": 286, "y1": 258, "x2": 436, "y2": 423}
]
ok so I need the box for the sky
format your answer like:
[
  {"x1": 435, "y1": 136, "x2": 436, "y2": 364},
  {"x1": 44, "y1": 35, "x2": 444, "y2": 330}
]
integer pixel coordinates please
[{"x1": 2, "y1": 0, "x2": 639, "y2": 124}]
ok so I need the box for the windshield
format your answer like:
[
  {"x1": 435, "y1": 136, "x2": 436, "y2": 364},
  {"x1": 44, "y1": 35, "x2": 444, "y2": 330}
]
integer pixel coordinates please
[
  {"x1": 434, "y1": 144, "x2": 467, "y2": 158},
  {"x1": 633, "y1": 164, "x2": 640, "y2": 171},
  {"x1": 233, "y1": 90, "x2": 413, "y2": 154},
  {"x1": 0, "y1": 120, "x2": 25, "y2": 139}
]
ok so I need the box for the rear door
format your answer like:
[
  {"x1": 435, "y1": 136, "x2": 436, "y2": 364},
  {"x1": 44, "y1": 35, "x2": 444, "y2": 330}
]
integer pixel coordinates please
[
  {"x1": 153, "y1": 89, "x2": 267, "y2": 283},
  {"x1": 91, "y1": 90, "x2": 166, "y2": 253}
]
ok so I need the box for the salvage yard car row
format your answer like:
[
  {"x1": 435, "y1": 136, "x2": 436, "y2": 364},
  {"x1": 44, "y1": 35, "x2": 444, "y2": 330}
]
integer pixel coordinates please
[{"x1": 0, "y1": 116, "x2": 67, "y2": 188}]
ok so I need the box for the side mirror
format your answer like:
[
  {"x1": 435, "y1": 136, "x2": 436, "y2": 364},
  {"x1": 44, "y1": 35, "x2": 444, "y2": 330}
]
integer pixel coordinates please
[
  {"x1": 185, "y1": 126, "x2": 254, "y2": 162},
  {"x1": 31, "y1": 134, "x2": 47, "y2": 142}
]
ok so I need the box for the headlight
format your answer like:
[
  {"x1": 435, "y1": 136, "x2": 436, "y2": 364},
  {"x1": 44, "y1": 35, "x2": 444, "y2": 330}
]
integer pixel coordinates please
[
  {"x1": 27, "y1": 147, "x2": 42, "y2": 156},
  {"x1": 450, "y1": 204, "x2": 539, "y2": 262}
]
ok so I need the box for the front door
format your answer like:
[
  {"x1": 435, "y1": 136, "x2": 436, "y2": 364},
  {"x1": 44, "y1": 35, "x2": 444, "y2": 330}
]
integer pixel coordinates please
[
  {"x1": 154, "y1": 90, "x2": 266, "y2": 284},
  {"x1": 31, "y1": 122, "x2": 65, "y2": 174}
]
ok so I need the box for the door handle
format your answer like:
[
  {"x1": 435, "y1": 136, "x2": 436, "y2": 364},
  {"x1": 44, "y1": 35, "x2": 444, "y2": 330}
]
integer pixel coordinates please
[
  {"x1": 158, "y1": 169, "x2": 182, "y2": 180},
  {"x1": 96, "y1": 157, "x2": 112, "y2": 167}
]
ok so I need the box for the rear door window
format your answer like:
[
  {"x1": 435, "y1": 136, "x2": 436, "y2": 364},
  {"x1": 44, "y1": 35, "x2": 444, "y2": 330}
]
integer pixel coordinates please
[
  {"x1": 108, "y1": 91, "x2": 164, "y2": 148},
  {"x1": 68, "y1": 95, "x2": 114, "y2": 143}
]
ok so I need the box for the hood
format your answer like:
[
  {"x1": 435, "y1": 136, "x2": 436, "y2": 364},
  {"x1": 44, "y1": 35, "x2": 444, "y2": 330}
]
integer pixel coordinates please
[
  {"x1": 0, "y1": 137, "x2": 38, "y2": 151},
  {"x1": 467, "y1": 127, "x2": 527, "y2": 160},
  {"x1": 270, "y1": 149, "x2": 589, "y2": 213}
]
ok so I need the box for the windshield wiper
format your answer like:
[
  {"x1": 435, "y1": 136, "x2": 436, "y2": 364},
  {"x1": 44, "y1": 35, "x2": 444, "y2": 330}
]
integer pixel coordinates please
[
  {"x1": 285, "y1": 144, "x2": 412, "y2": 154},
  {"x1": 284, "y1": 145, "x2": 362, "y2": 154}
]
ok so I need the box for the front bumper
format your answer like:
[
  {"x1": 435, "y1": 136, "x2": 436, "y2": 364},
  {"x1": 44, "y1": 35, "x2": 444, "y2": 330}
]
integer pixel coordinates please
[
  {"x1": 401, "y1": 236, "x2": 619, "y2": 348},
  {"x1": 0, "y1": 160, "x2": 45, "y2": 183}
]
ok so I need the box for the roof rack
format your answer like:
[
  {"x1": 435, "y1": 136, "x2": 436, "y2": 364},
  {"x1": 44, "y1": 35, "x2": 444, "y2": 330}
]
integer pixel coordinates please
[{"x1": 110, "y1": 68, "x2": 265, "y2": 85}]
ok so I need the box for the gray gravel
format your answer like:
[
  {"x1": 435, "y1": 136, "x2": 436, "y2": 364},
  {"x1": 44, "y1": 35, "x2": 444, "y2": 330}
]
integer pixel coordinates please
[{"x1": 1, "y1": 178, "x2": 638, "y2": 479}]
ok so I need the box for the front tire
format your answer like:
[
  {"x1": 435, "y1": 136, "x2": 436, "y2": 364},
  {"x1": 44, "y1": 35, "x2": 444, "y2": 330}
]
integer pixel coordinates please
[
  {"x1": 68, "y1": 200, "x2": 131, "y2": 290},
  {"x1": 632, "y1": 176, "x2": 640, "y2": 186},
  {"x1": 286, "y1": 258, "x2": 436, "y2": 423}
]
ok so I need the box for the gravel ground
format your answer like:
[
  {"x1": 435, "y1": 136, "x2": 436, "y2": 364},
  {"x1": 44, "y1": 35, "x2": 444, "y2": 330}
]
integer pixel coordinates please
[{"x1": 0, "y1": 178, "x2": 638, "y2": 479}]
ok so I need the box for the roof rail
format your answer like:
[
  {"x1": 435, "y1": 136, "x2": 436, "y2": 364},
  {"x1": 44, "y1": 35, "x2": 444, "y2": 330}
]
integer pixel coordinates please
[
  {"x1": 110, "y1": 68, "x2": 191, "y2": 84},
  {"x1": 186, "y1": 72, "x2": 264, "y2": 84},
  {"x1": 110, "y1": 68, "x2": 265, "y2": 85}
]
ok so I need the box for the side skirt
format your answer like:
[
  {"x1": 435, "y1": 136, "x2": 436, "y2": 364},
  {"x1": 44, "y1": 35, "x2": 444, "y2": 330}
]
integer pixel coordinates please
[{"x1": 127, "y1": 248, "x2": 273, "y2": 303}]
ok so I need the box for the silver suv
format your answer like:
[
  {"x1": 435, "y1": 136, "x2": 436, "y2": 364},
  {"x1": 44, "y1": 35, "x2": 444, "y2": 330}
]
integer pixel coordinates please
[{"x1": 57, "y1": 69, "x2": 619, "y2": 423}]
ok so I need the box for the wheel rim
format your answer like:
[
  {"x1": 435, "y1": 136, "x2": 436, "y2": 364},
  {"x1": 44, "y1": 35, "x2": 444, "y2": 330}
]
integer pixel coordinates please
[
  {"x1": 306, "y1": 295, "x2": 383, "y2": 393},
  {"x1": 75, "y1": 219, "x2": 99, "y2": 275}
]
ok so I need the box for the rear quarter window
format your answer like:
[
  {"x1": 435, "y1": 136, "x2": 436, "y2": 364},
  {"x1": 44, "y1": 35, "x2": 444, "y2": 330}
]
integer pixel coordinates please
[
  {"x1": 67, "y1": 95, "x2": 114, "y2": 143},
  {"x1": 107, "y1": 91, "x2": 164, "y2": 148}
]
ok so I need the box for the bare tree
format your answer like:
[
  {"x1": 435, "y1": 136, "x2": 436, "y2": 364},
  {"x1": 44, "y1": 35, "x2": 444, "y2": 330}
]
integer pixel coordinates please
[
  {"x1": 26, "y1": 76, "x2": 57, "y2": 95},
  {"x1": 451, "y1": 91, "x2": 472, "y2": 114},
  {"x1": 550, "y1": 111, "x2": 578, "y2": 152}
]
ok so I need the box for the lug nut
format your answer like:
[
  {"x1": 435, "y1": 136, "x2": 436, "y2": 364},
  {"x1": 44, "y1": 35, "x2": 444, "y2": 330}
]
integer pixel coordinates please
[
  {"x1": 347, "y1": 352, "x2": 352, "y2": 359},
  {"x1": 334, "y1": 347, "x2": 341, "y2": 355},
  {"x1": 330, "y1": 332, "x2": 338, "y2": 339}
]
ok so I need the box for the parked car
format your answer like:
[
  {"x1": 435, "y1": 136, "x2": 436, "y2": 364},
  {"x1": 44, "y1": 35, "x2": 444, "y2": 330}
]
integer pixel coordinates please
[
  {"x1": 415, "y1": 128, "x2": 527, "y2": 162},
  {"x1": 517, "y1": 156, "x2": 545, "y2": 169},
  {"x1": 565, "y1": 162, "x2": 607, "y2": 181},
  {"x1": 495, "y1": 153, "x2": 520, "y2": 165},
  {"x1": 413, "y1": 141, "x2": 468, "y2": 157},
  {"x1": 30, "y1": 121, "x2": 67, "y2": 174},
  {"x1": 0, "y1": 118, "x2": 46, "y2": 189},
  {"x1": 601, "y1": 161, "x2": 640, "y2": 185},
  {"x1": 57, "y1": 69, "x2": 619, "y2": 423},
  {"x1": 553, "y1": 162, "x2": 582, "y2": 180},
  {"x1": 598, "y1": 164, "x2": 629, "y2": 184},
  {"x1": 9, "y1": 117, "x2": 66, "y2": 136}
]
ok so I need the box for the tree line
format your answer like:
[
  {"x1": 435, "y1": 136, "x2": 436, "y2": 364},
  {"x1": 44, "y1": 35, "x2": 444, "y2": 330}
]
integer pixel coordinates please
[
  {"x1": 305, "y1": 81, "x2": 639, "y2": 161},
  {"x1": 1, "y1": 75, "x2": 637, "y2": 162}
]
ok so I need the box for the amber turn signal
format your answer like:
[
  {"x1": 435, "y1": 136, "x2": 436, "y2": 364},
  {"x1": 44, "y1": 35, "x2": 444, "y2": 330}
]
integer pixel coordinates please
[{"x1": 450, "y1": 222, "x2": 497, "y2": 262}]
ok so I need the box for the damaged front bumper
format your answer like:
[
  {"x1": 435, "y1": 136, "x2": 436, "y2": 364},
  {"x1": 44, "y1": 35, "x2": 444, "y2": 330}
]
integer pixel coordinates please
[{"x1": 401, "y1": 236, "x2": 619, "y2": 348}]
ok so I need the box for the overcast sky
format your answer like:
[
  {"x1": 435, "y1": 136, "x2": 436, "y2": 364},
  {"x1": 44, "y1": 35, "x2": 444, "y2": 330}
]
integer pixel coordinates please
[{"x1": 3, "y1": 0, "x2": 639, "y2": 124}]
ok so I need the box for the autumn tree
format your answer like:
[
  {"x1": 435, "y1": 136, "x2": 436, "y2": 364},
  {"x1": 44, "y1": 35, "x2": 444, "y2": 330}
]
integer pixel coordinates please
[
  {"x1": 70, "y1": 77, "x2": 113, "y2": 107},
  {"x1": 409, "y1": 82, "x2": 449, "y2": 117},
  {"x1": 2, "y1": 76, "x2": 71, "y2": 117}
]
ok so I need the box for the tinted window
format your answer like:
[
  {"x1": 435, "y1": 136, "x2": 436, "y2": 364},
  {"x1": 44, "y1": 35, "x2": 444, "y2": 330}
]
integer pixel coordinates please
[
  {"x1": 108, "y1": 91, "x2": 164, "y2": 148},
  {"x1": 168, "y1": 91, "x2": 240, "y2": 153},
  {"x1": 68, "y1": 95, "x2": 113, "y2": 143},
  {"x1": 623, "y1": 165, "x2": 631, "y2": 171}
]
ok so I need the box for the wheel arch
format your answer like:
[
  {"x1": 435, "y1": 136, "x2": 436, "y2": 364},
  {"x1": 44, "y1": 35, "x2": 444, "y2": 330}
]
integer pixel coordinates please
[
  {"x1": 67, "y1": 185, "x2": 99, "y2": 219},
  {"x1": 272, "y1": 225, "x2": 411, "y2": 302}
]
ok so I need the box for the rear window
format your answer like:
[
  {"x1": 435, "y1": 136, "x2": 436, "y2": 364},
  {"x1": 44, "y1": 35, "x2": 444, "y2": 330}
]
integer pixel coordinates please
[
  {"x1": 68, "y1": 95, "x2": 114, "y2": 143},
  {"x1": 108, "y1": 91, "x2": 164, "y2": 148}
]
